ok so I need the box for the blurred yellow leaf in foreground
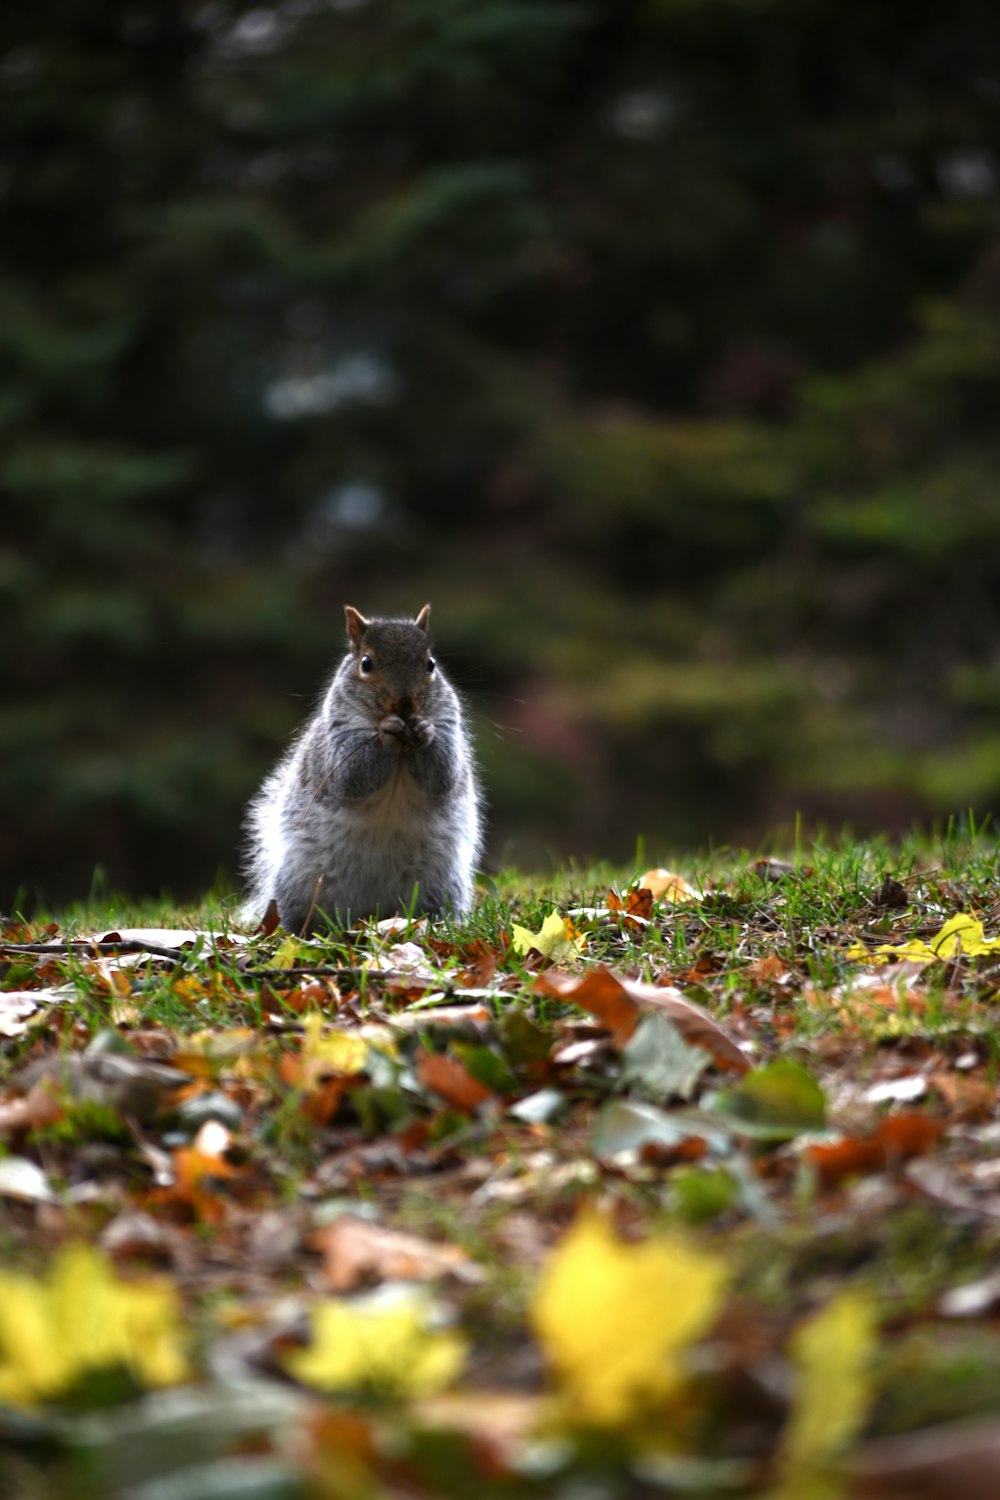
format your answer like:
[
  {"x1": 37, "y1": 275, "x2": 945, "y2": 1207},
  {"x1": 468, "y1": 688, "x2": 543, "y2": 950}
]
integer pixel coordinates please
[
  {"x1": 284, "y1": 1292, "x2": 467, "y2": 1399},
  {"x1": 531, "y1": 1210, "x2": 727, "y2": 1425},
  {"x1": 775, "y1": 1289, "x2": 875, "y2": 1494},
  {"x1": 0, "y1": 1243, "x2": 189, "y2": 1408}
]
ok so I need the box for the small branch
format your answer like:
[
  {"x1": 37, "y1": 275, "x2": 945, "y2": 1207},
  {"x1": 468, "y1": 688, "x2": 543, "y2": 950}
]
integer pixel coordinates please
[
  {"x1": 242, "y1": 965, "x2": 442, "y2": 986},
  {"x1": 0, "y1": 940, "x2": 211, "y2": 962}
]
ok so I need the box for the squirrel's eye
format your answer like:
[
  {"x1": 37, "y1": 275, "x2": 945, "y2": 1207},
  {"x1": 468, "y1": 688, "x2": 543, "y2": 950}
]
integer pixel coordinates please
[
  {"x1": 360, "y1": 655, "x2": 374, "y2": 674},
  {"x1": 426, "y1": 656, "x2": 436, "y2": 674}
]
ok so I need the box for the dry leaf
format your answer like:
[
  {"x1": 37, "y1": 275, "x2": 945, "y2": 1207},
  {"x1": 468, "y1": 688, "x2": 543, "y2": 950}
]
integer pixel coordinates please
[
  {"x1": 639, "y1": 868, "x2": 702, "y2": 902},
  {"x1": 534, "y1": 966, "x2": 749, "y2": 1072},
  {"x1": 310, "y1": 1216, "x2": 481, "y2": 1291},
  {"x1": 805, "y1": 1112, "x2": 943, "y2": 1187},
  {"x1": 415, "y1": 1049, "x2": 496, "y2": 1112}
]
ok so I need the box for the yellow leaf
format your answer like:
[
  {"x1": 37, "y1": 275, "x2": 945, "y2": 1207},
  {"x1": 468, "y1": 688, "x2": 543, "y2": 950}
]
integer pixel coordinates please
[
  {"x1": 0, "y1": 1244, "x2": 188, "y2": 1408},
  {"x1": 284, "y1": 1293, "x2": 467, "y2": 1398},
  {"x1": 301, "y1": 1012, "x2": 373, "y2": 1074},
  {"x1": 777, "y1": 1290, "x2": 875, "y2": 1488},
  {"x1": 531, "y1": 1210, "x2": 727, "y2": 1425},
  {"x1": 511, "y1": 911, "x2": 587, "y2": 963},
  {"x1": 847, "y1": 913, "x2": 1000, "y2": 965},
  {"x1": 272, "y1": 935, "x2": 307, "y2": 969}
]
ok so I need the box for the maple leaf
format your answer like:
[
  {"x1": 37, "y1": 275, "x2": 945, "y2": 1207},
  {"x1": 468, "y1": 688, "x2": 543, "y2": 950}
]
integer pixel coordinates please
[
  {"x1": 284, "y1": 1290, "x2": 467, "y2": 1399},
  {"x1": 511, "y1": 911, "x2": 587, "y2": 963},
  {"x1": 531, "y1": 1210, "x2": 727, "y2": 1425},
  {"x1": 607, "y1": 885, "x2": 654, "y2": 929},
  {"x1": 846, "y1": 913, "x2": 1000, "y2": 965},
  {"x1": 0, "y1": 1243, "x2": 188, "y2": 1408},
  {"x1": 775, "y1": 1290, "x2": 876, "y2": 1490}
]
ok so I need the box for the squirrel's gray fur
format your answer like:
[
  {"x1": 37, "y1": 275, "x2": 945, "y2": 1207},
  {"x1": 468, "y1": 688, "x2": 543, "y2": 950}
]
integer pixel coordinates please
[{"x1": 243, "y1": 603, "x2": 482, "y2": 931}]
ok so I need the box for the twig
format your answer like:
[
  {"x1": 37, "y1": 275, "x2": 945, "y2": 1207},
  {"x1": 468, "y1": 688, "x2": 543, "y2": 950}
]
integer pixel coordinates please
[
  {"x1": 242, "y1": 965, "x2": 443, "y2": 986},
  {"x1": 0, "y1": 940, "x2": 215, "y2": 961}
]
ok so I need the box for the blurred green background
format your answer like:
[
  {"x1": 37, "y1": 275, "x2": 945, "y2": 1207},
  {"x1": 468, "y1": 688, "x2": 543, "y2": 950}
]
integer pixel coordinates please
[{"x1": 4, "y1": 0, "x2": 1000, "y2": 908}]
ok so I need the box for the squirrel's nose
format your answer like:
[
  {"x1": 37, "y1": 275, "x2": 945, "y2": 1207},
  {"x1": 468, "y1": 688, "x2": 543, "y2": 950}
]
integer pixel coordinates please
[{"x1": 395, "y1": 695, "x2": 413, "y2": 718}]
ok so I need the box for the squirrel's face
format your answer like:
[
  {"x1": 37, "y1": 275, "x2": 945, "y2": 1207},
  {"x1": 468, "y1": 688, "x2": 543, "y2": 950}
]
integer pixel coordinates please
[{"x1": 348, "y1": 618, "x2": 439, "y2": 724}]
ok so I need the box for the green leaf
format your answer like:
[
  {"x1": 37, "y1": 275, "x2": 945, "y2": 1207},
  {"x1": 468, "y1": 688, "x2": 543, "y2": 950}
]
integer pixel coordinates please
[
  {"x1": 672, "y1": 1166, "x2": 740, "y2": 1224},
  {"x1": 620, "y1": 1012, "x2": 711, "y2": 1102},
  {"x1": 708, "y1": 1060, "x2": 826, "y2": 1140},
  {"x1": 591, "y1": 1099, "x2": 731, "y2": 1159}
]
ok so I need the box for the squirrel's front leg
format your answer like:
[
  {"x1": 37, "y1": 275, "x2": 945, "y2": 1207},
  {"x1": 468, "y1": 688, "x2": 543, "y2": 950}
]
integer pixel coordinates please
[
  {"x1": 390, "y1": 718, "x2": 455, "y2": 799},
  {"x1": 326, "y1": 730, "x2": 398, "y2": 801}
]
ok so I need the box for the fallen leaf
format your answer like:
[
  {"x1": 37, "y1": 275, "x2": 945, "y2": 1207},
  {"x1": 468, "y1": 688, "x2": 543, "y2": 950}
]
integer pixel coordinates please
[
  {"x1": 591, "y1": 1099, "x2": 726, "y2": 1162},
  {"x1": 0, "y1": 1077, "x2": 66, "y2": 1135},
  {"x1": 937, "y1": 1270, "x2": 1000, "y2": 1319},
  {"x1": 8, "y1": 1052, "x2": 186, "y2": 1124},
  {"x1": 511, "y1": 911, "x2": 587, "y2": 963},
  {"x1": 805, "y1": 1112, "x2": 943, "y2": 1187},
  {"x1": 846, "y1": 913, "x2": 1000, "y2": 965},
  {"x1": 0, "y1": 1243, "x2": 188, "y2": 1408},
  {"x1": 535, "y1": 966, "x2": 749, "y2": 1073},
  {"x1": 620, "y1": 1012, "x2": 712, "y2": 1101},
  {"x1": 531, "y1": 1209, "x2": 728, "y2": 1425},
  {"x1": 776, "y1": 1290, "x2": 876, "y2": 1487},
  {"x1": 0, "y1": 992, "x2": 44, "y2": 1037},
  {"x1": 0, "y1": 1156, "x2": 59, "y2": 1204},
  {"x1": 639, "y1": 868, "x2": 702, "y2": 902},
  {"x1": 607, "y1": 885, "x2": 654, "y2": 929},
  {"x1": 283, "y1": 1289, "x2": 467, "y2": 1398},
  {"x1": 310, "y1": 1216, "x2": 481, "y2": 1291},
  {"x1": 415, "y1": 1048, "x2": 496, "y2": 1112},
  {"x1": 709, "y1": 1060, "x2": 826, "y2": 1140}
]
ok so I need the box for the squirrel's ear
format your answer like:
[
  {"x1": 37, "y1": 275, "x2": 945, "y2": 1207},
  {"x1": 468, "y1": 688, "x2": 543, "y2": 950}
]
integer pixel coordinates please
[
  {"x1": 414, "y1": 603, "x2": 431, "y2": 634},
  {"x1": 344, "y1": 605, "x2": 368, "y2": 649}
]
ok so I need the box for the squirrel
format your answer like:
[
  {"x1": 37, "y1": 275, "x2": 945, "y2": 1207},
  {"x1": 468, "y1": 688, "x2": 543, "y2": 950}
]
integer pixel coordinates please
[{"x1": 243, "y1": 603, "x2": 483, "y2": 932}]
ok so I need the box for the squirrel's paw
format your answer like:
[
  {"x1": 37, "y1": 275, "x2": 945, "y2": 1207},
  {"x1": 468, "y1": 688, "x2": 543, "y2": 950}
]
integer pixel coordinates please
[{"x1": 378, "y1": 714, "x2": 435, "y2": 750}]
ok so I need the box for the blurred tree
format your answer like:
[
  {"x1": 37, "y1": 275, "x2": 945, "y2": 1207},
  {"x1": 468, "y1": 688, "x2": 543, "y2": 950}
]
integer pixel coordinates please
[{"x1": 2, "y1": 0, "x2": 1000, "y2": 906}]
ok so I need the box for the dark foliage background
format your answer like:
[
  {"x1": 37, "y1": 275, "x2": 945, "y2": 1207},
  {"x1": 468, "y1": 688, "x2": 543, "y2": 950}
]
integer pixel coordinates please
[{"x1": 4, "y1": 0, "x2": 1000, "y2": 907}]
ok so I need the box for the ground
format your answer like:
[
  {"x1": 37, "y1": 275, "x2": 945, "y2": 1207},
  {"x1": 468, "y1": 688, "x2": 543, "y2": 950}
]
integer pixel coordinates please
[{"x1": 2, "y1": 825, "x2": 1000, "y2": 1498}]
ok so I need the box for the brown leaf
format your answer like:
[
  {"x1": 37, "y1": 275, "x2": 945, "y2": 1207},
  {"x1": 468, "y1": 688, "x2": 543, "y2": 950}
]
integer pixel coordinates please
[
  {"x1": 745, "y1": 954, "x2": 791, "y2": 986},
  {"x1": 872, "y1": 875, "x2": 909, "y2": 909},
  {"x1": 805, "y1": 1111, "x2": 943, "y2": 1187},
  {"x1": 607, "y1": 885, "x2": 654, "y2": 930},
  {"x1": 534, "y1": 965, "x2": 749, "y2": 1073},
  {"x1": 310, "y1": 1215, "x2": 481, "y2": 1291},
  {"x1": 0, "y1": 1077, "x2": 66, "y2": 1135},
  {"x1": 415, "y1": 1048, "x2": 497, "y2": 1111}
]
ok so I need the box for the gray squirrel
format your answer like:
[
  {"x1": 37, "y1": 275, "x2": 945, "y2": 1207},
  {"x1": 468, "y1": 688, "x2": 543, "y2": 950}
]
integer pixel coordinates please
[{"x1": 243, "y1": 603, "x2": 483, "y2": 931}]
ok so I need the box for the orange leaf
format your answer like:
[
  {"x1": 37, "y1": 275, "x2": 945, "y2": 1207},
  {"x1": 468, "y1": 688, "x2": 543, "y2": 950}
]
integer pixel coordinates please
[
  {"x1": 535, "y1": 966, "x2": 749, "y2": 1073},
  {"x1": 639, "y1": 868, "x2": 701, "y2": 903},
  {"x1": 608, "y1": 886, "x2": 655, "y2": 930},
  {"x1": 415, "y1": 1049, "x2": 496, "y2": 1112},
  {"x1": 805, "y1": 1112, "x2": 943, "y2": 1188}
]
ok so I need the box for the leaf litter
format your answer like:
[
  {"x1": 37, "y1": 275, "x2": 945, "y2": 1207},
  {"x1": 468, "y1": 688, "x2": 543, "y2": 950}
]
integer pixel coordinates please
[{"x1": 2, "y1": 836, "x2": 1000, "y2": 1496}]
